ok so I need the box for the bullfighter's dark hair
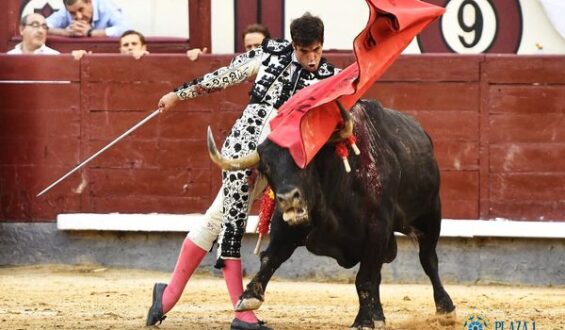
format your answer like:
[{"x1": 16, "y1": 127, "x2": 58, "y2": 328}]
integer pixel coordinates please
[
  {"x1": 120, "y1": 30, "x2": 147, "y2": 46},
  {"x1": 290, "y1": 12, "x2": 324, "y2": 46},
  {"x1": 242, "y1": 23, "x2": 271, "y2": 40}
]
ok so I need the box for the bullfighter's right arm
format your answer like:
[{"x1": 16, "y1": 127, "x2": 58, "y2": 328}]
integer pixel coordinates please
[{"x1": 174, "y1": 49, "x2": 264, "y2": 100}]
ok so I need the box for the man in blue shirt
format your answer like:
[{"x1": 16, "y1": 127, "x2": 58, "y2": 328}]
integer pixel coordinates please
[{"x1": 46, "y1": 0, "x2": 130, "y2": 38}]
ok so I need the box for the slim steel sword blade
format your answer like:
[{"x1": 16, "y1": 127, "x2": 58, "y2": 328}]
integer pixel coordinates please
[{"x1": 36, "y1": 109, "x2": 161, "y2": 197}]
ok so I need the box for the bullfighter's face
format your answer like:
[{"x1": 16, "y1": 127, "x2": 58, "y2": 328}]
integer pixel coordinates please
[{"x1": 293, "y1": 41, "x2": 323, "y2": 73}]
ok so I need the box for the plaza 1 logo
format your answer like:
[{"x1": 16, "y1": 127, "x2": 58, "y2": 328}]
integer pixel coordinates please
[
  {"x1": 418, "y1": 0, "x2": 523, "y2": 53},
  {"x1": 463, "y1": 313, "x2": 490, "y2": 330}
]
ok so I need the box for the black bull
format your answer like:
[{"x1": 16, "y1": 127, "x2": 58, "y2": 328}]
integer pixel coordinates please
[{"x1": 208, "y1": 99, "x2": 456, "y2": 329}]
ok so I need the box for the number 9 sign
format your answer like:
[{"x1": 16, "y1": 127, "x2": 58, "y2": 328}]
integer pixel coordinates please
[{"x1": 418, "y1": 0, "x2": 523, "y2": 53}]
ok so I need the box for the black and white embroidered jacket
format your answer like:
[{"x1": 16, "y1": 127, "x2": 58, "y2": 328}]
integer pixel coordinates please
[{"x1": 175, "y1": 39, "x2": 340, "y2": 110}]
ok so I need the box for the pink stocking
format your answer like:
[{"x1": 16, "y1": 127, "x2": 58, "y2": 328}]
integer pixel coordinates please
[
  {"x1": 222, "y1": 259, "x2": 258, "y2": 323},
  {"x1": 162, "y1": 238, "x2": 207, "y2": 313}
]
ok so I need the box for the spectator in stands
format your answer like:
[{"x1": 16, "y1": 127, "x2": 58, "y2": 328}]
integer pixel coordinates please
[
  {"x1": 242, "y1": 23, "x2": 270, "y2": 51},
  {"x1": 71, "y1": 30, "x2": 206, "y2": 61},
  {"x1": 8, "y1": 13, "x2": 59, "y2": 54},
  {"x1": 117, "y1": 29, "x2": 148, "y2": 59},
  {"x1": 46, "y1": 0, "x2": 130, "y2": 38}
]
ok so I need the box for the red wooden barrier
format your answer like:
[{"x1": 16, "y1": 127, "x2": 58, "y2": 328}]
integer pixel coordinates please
[
  {"x1": 7, "y1": 36, "x2": 192, "y2": 54},
  {"x1": 0, "y1": 54, "x2": 563, "y2": 222},
  {"x1": 483, "y1": 56, "x2": 565, "y2": 221}
]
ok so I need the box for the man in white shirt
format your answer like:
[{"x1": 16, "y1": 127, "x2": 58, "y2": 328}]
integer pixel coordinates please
[{"x1": 8, "y1": 13, "x2": 59, "y2": 55}]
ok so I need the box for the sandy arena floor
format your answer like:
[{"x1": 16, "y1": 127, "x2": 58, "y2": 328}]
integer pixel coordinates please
[{"x1": 0, "y1": 265, "x2": 563, "y2": 330}]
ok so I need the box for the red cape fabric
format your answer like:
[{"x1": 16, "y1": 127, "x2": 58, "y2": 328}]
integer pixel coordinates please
[{"x1": 268, "y1": 0, "x2": 445, "y2": 168}]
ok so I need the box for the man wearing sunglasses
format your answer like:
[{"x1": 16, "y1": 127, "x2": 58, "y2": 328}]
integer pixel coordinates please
[{"x1": 8, "y1": 13, "x2": 59, "y2": 55}]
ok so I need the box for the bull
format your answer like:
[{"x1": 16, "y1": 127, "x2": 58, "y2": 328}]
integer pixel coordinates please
[{"x1": 207, "y1": 99, "x2": 456, "y2": 329}]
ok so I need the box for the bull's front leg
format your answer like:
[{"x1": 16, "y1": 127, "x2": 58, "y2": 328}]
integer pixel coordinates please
[
  {"x1": 235, "y1": 214, "x2": 305, "y2": 311},
  {"x1": 352, "y1": 221, "x2": 390, "y2": 330},
  {"x1": 352, "y1": 261, "x2": 385, "y2": 330}
]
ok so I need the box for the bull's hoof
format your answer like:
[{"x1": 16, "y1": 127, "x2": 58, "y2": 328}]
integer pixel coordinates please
[
  {"x1": 234, "y1": 297, "x2": 263, "y2": 311},
  {"x1": 436, "y1": 309, "x2": 456, "y2": 326},
  {"x1": 350, "y1": 320, "x2": 383, "y2": 330},
  {"x1": 374, "y1": 320, "x2": 386, "y2": 329}
]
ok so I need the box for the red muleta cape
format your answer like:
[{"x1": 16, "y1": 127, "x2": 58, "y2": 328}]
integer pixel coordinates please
[{"x1": 268, "y1": 0, "x2": 445, "y2": 168}]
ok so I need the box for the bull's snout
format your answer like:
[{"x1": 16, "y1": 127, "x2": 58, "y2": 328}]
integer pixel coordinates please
[
  {"x1": 276, "y1": 188, "x2": 308, "y2": 226},
  {"x1": 276, "y1": 188, "x2": 302, "y2": 204}
]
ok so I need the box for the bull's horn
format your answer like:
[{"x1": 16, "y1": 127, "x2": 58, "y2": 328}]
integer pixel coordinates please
[
  {"x1": 207, "y1": 126, "x2": 260, "y2": 170},
  {"x1": 329, "y1": 101, "x2": 354, "y2": 142}
]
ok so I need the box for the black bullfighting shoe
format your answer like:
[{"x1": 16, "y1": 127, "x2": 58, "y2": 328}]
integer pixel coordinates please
[
  {"x1": 231, "y1": 318, "x2": 273, "y2": 330},
  {"x1": 146, "y1": 282, "x2": 167, "y2": 326}
]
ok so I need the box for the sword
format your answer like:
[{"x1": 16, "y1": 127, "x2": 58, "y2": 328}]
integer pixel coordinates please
[{"x1": 36, "y1": 109, "x2": 161, "y2": 197}]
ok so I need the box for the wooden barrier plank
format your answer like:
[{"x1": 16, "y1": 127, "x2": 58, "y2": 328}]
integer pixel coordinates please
[
  {"x1": 0, "y1": 83, "x2": 80, "y2": 111},
  {"x1": 36, "y1": 166, "x2": 88, "y2": 196},
  {"x1": 441, "y1": 200, "x2": 478, "y2": 219},
  {"x1": 484, "y1": 55, "x2": 565, "y2": 84},
  {"x1": 490, "y1": 144, "x2": 565, "y2": 173},
  {"x1": 86, "y1": 81, "x2": 250, "y2": 112},
  {"x1": 367, "y1": 82, "x2": 479, "y2": 111},
  {"x1": 489, "y1": 113, "x2": 565, "y2": 143},
  {"x1": 489, "y1": 201, "x2": 565, "y2": 221},
  {"x1": 82, "y1": 55, "x2": 231, "y2": 82},
  {"x1": 88, "y1": 196, "x2": 211, "y2": 214},
  {"x1": 0, "y1": 55, "x2": 80, "y2": 81},
  {"x1": 324, "y1": 54, "x2": 482, "y2": 82},
  {"x1": 0, "y1": 137, "x2": 80, "y2": 166},
  {"x1": 35, "y1": 36, "x2": 191, "y2": 54},
  {"x1": 86, "y1": 111, "x2": 160, "y2": 140},
  {"x1": 159, "y1": 112, "x2": 213, "y2": 140},
  {"x1": 440, "y1": 170, "x2": 479, "y2": 219},
  {"x1": 0, "y1": 109, "x2": 80, "y2": 138},
  {"x1": 440, "y1": 170, "x2": 479, "y2": 201},
  {"x1": 87, "y1": 111, "x2": 237, "y2": 142},
  {"x1": 488, "y1": 85, "x2": 565, "y2": 114},
  {"x1": 89, "y1": 168, "x2": 210, "y2": 197},
  {"x1": 85, "y1": 140, "x2": 210, "y2": 169},
  {"x1": 1, "y1": 165, "x2": 82, "y2": 220},
  {"x1": 434, "y1": 140, "x2": 479, "y2": 171},
  {"x1": 490, "y1": 173, "x2": 565, "y2": 200},
  {"x1": 404, "y1": 110, "x2": 479, "y2": 142},
  {"x1": 86, "y1": 82, "x2": 172, "y2": 111},
  {"x1": 380, "y1": 55, "x2": 482, "y2": 82}
]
